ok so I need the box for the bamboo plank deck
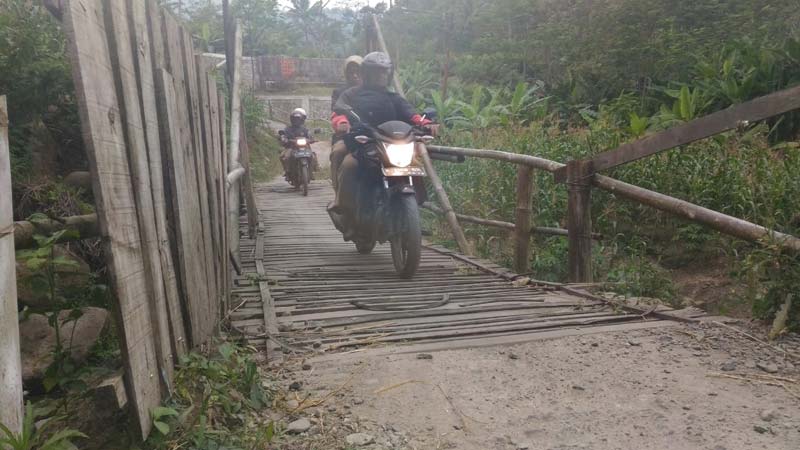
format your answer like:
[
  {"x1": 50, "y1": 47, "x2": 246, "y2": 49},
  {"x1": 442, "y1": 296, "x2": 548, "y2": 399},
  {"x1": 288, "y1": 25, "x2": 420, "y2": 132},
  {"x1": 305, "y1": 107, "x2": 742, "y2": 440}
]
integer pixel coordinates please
[{"x1": 232, "y1": 178, "x2": 678, "y2": 356}]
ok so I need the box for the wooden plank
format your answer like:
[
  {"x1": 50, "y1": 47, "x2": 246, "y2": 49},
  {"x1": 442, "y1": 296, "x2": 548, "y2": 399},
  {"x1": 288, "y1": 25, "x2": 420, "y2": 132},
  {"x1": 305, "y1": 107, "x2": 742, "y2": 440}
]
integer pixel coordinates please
[
  {"x1": 154, "y1": 65, "x2": 211, "y2": 347},
  {"x1": 514, "y1": 165, "x2": 534, "y2": 273},
  {"x1": 0, "y1": 95, "x2": 23, "y2": 435},
  {"x1": 93, "y1": 372, "x2": 128, "y2": 411},
  {"x1": 217, "y1": 88, "x2": 231, "y2": 309},
  {"x1": 554, "y1": 83, "x2": 800, "y2": 180},
  {"x1": 593, "y1": 173, "x2": 800, "y2": 252},
  {"x1": 105, "y1": 0, "x2": 174, "y2": 384},
  {"x1": 310, "y1": 320, "x2": 677, "y2": 363},
  {"x1": 428, "y1": 144, "x2": 563, "y2": 173},
  {"x1": 161, "y1": 12, "x2": 215, "y2": 345},
  {"x1": 133, "y1": 0, "x2": 187, "y2": 358},
  {"x1": 567, "y1": 160, "x2": 593, "y2": 283},
  {"x1": 62, "y1": 0, "x2": 161, "y2": 438},
  {"x1": 182, "y1": 28, "x2": 219, "y2": 336},
  {"x1": 194, "y1": 57, "x2": 224, "y2": 322},
  {"x1": 203, "y1": 72, "x2": 226, "y2": 317},
  {"x1": 211, "y1": 85, "x2": 233, "y2": 311}
]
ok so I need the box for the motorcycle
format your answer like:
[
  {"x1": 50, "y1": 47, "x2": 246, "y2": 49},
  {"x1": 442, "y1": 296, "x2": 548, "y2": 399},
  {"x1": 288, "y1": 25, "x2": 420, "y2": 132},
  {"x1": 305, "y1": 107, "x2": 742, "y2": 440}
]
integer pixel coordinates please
[
  {"x1": 279, "y1": 131, "x2": 315, "y2": 196},
  {"x1": 328, "y1": 107, "x2": 436, "y2": 279}
]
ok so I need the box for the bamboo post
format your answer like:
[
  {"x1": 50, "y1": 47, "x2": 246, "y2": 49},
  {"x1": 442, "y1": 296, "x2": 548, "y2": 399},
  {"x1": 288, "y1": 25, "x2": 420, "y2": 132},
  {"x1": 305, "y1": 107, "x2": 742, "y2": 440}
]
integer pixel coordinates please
[
  {"x1": 226, "y1": 22, "x2": 243, "y2": 262},
  {"x1": 239, "y1": 114, "x2": 258, "y2": 238},
  {"x1": 419, "y1": 144, "x2": 472, "y2": 255},
  {"x1": 566, "y1": 160, "x2": 593, "y2": 282},
  {"x1": 370, "y1": 14, "x2": 405, "y2": 97},
  {"x1": 0, "y1": 95, "x2": 23, "y2": 434},
  {"x1": 514, "y1": 165, "x2": 534, "y2": 274}
]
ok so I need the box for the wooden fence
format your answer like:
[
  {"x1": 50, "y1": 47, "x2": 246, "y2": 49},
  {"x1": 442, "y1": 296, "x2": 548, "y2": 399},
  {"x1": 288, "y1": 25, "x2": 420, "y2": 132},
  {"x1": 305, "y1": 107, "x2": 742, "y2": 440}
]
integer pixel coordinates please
[
  {"x1": 0, "y1": 0, "x2": 248, "y2": 439},
  {"x1": 424, "y1": 90, "x2": 800, "y2": 281}
]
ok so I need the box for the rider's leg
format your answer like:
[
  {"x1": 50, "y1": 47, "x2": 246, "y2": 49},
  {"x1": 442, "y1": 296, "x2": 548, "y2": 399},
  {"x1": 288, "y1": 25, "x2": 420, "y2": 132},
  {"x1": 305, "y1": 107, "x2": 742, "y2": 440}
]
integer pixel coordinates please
[
  {"x1": 329, "y1": 139, "x2": 348, "y2": 191},
  {"x1": 280, "y1": 148, "x2": 291, "y2": 175},
  {"x1": 331, "y1": 153, "x2": 358, "y2": 213}
]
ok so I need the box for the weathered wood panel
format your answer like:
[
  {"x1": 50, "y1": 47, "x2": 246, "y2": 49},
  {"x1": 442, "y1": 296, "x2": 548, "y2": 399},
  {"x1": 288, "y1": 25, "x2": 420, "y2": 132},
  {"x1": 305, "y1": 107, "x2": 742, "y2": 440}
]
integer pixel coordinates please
[
  {"x1": 196, "y1": 63, "x2": 224, "y2": 318},
  {"x1": 0, "y1": 95, "x2": 23, "y2": 435},
  {"x1": 218, "y1": 89, "x2": 231, "y2": 304},
  {"x1": 62, "y1": 0, "x2": 161, "y2": 437},
  {"x1": 181, "y1": 28, "x2": 219, "y2": 325},
  {"x1": 161, "y1": 12, "x2": 215, "y2": 346},
  {"x1": 105, "y1": 0, "x2": 174, "y2": 385},
  {"x1": 132, "y1": 0, "x2": 187, "y2": 358}
]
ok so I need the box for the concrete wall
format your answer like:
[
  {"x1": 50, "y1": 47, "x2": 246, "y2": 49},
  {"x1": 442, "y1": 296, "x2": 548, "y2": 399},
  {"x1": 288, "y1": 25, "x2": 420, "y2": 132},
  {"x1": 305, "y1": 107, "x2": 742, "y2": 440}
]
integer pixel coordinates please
[{"x1": 201, "y1": 53, "x2": 346, "y2": 92}]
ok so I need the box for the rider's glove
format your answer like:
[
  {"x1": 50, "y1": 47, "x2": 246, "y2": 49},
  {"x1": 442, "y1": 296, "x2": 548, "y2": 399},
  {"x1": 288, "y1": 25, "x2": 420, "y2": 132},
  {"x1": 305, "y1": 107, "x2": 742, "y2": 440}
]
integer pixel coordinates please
[{"x1": 411, "y1": 114, "x2": 433, "y2": 127}]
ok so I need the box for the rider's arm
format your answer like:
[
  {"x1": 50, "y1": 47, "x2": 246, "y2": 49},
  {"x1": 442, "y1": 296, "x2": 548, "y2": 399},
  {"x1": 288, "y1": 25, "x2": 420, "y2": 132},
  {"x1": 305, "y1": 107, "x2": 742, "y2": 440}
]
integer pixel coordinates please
[
  {"x1": 392, "y1": 93, "x2": 432, "y2": 127},
  {"x1": 331, "y1": 112, "x2": 349, "y2": 130}
]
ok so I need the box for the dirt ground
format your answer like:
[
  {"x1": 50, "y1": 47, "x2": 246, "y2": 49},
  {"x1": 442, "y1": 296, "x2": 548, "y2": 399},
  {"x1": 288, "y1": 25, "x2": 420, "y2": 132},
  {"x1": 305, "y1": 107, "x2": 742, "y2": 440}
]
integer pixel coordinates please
[{"x1": 270, "y1": 322, "x2": 800, "y2": 450}]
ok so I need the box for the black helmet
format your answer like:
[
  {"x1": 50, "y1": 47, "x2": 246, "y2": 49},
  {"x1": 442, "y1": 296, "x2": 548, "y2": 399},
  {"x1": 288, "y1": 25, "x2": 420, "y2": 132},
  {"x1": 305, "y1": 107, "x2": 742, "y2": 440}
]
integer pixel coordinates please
[{"x1": 361, "y1": 52, "x2": 393, "y2": 88}]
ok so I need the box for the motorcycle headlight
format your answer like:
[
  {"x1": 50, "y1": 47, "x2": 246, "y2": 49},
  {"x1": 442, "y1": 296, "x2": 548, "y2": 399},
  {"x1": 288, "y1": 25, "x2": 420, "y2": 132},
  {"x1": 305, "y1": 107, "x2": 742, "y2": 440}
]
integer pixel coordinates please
[
  {"x1": 295, "y1": 138, "x2": 308, "y2": 146},
  {"x1": 385, "y1": 143, "x2": 415, "y2": 167}
]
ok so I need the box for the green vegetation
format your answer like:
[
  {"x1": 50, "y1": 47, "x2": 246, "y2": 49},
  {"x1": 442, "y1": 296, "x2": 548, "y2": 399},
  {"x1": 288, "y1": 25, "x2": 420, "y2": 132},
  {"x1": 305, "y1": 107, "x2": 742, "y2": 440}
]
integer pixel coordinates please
[
  {"x1": 0, "y1": 402, "x2": 86, "y2": 450},
  {"x1": 393, "y1": 1, "x2": 800, "y2": 328},
  {"x1": 144, "y1": 341, "x2": 276, "y2": 450},
  {"x1": 0, "y1": 0, "x2": 84, "y2": 183}
]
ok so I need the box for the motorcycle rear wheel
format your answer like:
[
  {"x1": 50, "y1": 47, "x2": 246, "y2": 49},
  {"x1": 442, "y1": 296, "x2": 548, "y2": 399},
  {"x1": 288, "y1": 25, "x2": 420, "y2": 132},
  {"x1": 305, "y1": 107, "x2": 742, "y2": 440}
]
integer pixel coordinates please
[{"x1": 390, "y1": 195, "x2": 421, "y2": 279}]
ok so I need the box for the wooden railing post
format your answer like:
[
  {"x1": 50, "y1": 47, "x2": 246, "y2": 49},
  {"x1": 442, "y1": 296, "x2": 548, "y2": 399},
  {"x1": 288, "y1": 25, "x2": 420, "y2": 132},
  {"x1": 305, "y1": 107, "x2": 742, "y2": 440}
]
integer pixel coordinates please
[
  {"x1": 514, "y1": 165, "x2": 534, "y2": 274},
  {"x1": 0, "y1": 95, "x2": 23, "y2": 435},
  {"x1": 566, "y1": 160, "x2": 593, "y2": 282},
  {"x1": 419, "y1": 145, "x2": 473, "y2": 255}
]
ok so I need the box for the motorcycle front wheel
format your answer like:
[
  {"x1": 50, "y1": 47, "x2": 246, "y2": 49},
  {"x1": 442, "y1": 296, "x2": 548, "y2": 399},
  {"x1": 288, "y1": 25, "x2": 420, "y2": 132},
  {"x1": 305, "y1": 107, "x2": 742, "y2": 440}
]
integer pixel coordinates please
[
  {"x1": 355, "y1": 239, "x2": 376, "y2": 254},
  {"x1": 390, "y1": 195, "x2": 421, "y2": 279},
  {"x1": 301, "y1": 163, "x2": 310, "y2": 196}
]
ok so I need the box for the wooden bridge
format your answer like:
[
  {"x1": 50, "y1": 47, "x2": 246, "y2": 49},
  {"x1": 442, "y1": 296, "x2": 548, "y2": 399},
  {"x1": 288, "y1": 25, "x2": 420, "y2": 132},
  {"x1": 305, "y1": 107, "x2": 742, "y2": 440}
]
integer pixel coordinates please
[
  {"x1": 229, "y1": 180, "x2": 682, "y2": 360},
  {"x1": 2, "y1": 2, "x2": 800, "y2": 443}
]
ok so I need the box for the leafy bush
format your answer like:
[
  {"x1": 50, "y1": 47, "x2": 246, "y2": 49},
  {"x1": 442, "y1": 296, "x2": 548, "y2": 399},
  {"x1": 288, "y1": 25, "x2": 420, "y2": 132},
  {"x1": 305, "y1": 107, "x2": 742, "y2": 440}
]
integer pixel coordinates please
[
  {"x1": 0, "y1": 1, "x2": 84, "y2": 181},
  {"x1": 146, "y1": 341, "x2": 275, "y2": 450}
]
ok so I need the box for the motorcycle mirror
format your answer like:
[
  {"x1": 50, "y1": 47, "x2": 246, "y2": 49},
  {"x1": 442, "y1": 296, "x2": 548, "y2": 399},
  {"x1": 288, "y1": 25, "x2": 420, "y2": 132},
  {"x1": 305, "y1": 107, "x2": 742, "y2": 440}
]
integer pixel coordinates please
[
  {"x1": 420, "y1": 135, "x2": 434, "y2": 144},
  {"x1": 354, "y1": 135, "x2": 371, "y2": 144}
]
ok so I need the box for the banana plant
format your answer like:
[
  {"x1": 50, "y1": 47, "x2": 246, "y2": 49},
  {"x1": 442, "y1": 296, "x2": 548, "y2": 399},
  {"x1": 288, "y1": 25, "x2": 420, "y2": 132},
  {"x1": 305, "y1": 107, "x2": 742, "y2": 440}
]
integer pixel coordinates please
[
  {"x1": 497, "y1": 81, "x2": 548, "y2": 126},
  {"x1": 429, "y1": 89, "x2": 462, "y2": 127},
  {"x1": 452, "y1": 86, "x2": 503, "y2": 129},
  {"x1": 628, "y1": 112, "x2": 649, "y2": 137}
]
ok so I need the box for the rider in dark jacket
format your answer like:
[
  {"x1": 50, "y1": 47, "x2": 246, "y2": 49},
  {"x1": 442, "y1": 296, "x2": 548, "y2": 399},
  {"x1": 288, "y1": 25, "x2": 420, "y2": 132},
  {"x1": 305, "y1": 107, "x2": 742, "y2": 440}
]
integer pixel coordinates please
[
  {"x1": 280, "y1": 108, "x2": 316, "y2": 177},
  {"x1": 328, "y1": 52, "x2": 434, "y2": 231}
]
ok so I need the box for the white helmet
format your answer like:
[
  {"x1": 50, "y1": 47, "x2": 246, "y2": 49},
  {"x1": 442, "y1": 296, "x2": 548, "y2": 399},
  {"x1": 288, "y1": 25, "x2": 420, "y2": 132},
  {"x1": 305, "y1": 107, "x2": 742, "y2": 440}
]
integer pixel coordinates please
[{"x1": 290, "y1": 108, "x2": 307, "y2": 119}]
